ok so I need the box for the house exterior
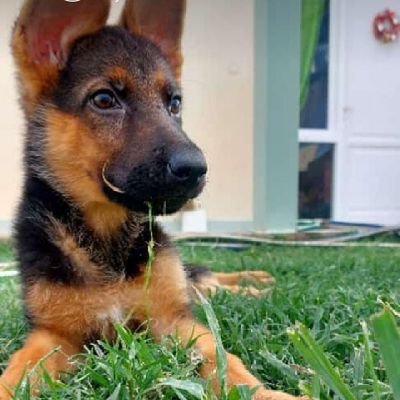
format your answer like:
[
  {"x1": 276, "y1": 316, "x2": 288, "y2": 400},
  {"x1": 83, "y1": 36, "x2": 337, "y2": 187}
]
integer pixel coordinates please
[
  {"x1": 0, "y1": 0, "x2": 399, "y2": 236},
  {"x1": 299, "y1": 0, "x2": 400, "y2": 227}
]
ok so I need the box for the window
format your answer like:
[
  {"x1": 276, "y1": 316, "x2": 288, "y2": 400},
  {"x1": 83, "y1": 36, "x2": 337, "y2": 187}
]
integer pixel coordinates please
[
  {"x1": 299, "y1": 143, "x2": 333, "y2": 219},
  {"x1": 299, "y1": 0, "x2": 334, "y2": 219},
  {"x1": 300, "y1": 0, "x2": 329, "y2": 129}
]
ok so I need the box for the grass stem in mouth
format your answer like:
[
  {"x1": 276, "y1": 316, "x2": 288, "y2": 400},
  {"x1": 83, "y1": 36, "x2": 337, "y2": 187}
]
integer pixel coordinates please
[{"x1": 144, "y1": 202, "x2": 155, "y2": 290}]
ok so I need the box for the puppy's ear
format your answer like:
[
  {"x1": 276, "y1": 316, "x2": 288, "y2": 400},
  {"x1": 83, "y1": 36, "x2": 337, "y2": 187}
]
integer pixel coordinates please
[
  {"x1": 12, "y1": 0, "x2": 111, "y2": 114},
  {"x1": 120, "y1": 0, "x2": 186, "y2": 79}
]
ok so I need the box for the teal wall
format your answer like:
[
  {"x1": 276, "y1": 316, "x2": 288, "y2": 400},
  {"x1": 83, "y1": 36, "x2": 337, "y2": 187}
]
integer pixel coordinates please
[{"x1": 254, "y1": 0, "x2": 301, "y2": 233}]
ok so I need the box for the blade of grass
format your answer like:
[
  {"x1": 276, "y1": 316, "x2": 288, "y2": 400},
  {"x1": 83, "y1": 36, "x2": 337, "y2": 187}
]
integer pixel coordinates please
[
  {"x1": 106, "y1": 383, "x2": 122, "y2": 400},
  {"x1": 227, "y1": 384, "x2": 253, "y2": 400},
  {"x1": 310, "y1": 375, "x2": 321, "y2": 400},
  {"x1": 371, "y1": 307, "x2": 400, "y2": 400},
  {"x1": 194, "y1": 288, "x2": 227, "y2": 398},
  {"x1": 352, "y1": 347, "x2": 365, "y2": 400},
  {"x1": 259, "y1": 349, "x2": 299, "y2": 382},
  {"x1": 360, "y1": 321, "x2": 381, "y2": 400},
  {"x1": 144, "y1": 203, "x2": 155, "y2": 291},
  {"x1": 159, "y1": 378, "x2": 205, "y2": 399},
  {"x1": 300, "y1": 378, "x2": 331, "y2": 400},
  {"x1": 288, "y1": 323, "x2": 355, "y2": 400}
]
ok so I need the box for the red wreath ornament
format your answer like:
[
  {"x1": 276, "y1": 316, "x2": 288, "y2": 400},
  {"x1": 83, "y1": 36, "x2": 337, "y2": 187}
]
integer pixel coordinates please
[{"x1": 373, "y1": 9, "x2": 400, "y2": 43}]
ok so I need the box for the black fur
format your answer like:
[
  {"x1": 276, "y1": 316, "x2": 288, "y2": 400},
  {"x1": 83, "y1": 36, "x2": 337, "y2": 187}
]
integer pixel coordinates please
[
  {"x1": 15, "y1": 175, "x2": 169, "y2": 285},
  {"x1": 52, "y1": 27, "x2": 206, "y2": 215},
  {"x1": 54, "y1": 27, "x2": 169, "y2": 112},
  {"x1": 184, "y1": 264, "x2": 212, "y2": 283},
  {"x1": 14, "y1": 26, "x2": 203, "y2": 328}
]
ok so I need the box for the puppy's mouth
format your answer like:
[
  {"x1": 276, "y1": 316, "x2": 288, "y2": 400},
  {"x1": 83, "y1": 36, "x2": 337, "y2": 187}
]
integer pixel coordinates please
[{"x1": 102, "y1": 164, "x2": 206, "y2": 215}]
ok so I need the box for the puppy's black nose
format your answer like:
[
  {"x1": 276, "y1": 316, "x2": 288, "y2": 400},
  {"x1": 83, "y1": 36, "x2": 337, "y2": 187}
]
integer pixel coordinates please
[{"x1": 167, "y1": 149, "x2": 207, "y2": 184}]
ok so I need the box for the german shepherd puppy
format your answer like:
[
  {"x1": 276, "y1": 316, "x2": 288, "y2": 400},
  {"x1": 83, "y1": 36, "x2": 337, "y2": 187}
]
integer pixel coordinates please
[{"x1": 0, "y1": 1, "x2": 302, "y2": 399}]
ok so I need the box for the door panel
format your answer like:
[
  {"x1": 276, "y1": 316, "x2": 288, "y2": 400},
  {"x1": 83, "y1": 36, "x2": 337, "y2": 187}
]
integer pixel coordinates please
[{"x1": 340, "y1": 0, "x2": 400, "y2": 224}]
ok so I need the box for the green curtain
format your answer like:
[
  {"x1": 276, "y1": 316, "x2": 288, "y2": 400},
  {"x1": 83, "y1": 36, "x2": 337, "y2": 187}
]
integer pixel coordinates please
[{"x1": 300, "y1": 0, "x2": 326, "y2": 109}]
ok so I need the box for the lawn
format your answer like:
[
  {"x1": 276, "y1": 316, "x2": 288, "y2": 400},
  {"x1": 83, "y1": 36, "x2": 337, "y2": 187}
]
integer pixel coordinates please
[{"x1": 0, "y1": 242, "x2": 399, "y2": 399}]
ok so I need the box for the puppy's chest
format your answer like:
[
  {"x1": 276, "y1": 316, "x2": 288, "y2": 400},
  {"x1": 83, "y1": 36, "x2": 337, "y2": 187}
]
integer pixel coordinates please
[
  {"x1": 92, "y1": 299, "x2": 135, "y2": 339},
  {"x1": 51, "y1": 218, "x2": 149, "y2": 283},
  {"x1": 28, "y1": 226, "x2": 184, "y2": 340},
  {"x1": 27, "y1": 276, "x2": 148, "y2": 340},
  {"x1": 96, "y1": 303, "x2": 124, "y2": 324},
  {"x1": 82, "y1": 280, "x2": 148, "y2": 328}
]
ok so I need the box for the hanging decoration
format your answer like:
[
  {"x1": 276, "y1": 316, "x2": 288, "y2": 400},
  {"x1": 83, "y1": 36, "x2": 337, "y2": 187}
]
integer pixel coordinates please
[{"x1": 373, "y1": 9, "x2": 400, "y2": 43}]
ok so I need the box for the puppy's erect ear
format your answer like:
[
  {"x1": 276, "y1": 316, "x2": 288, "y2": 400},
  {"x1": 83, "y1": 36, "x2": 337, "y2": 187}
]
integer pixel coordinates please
[
  {"x1": 120, "y1": 0, "x2": 186, "y2": 79},
  {"x1": 12, "y1": 0, "x2": 111, "y2": 114}
]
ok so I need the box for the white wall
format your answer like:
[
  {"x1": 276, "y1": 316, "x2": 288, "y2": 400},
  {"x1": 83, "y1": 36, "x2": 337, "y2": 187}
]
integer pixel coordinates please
[
  {"x1": 0, "y1": 0, "x2": 23, "y2": 234},
  {"x1": 0, "y1": 0, "x2": 255, "y2": 233},
  {"x1": 182, "y1": 0, "x2": 254, "y2": 222}
]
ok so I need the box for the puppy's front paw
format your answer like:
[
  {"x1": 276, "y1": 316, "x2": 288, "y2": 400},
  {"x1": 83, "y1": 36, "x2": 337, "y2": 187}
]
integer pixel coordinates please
[{"x1": 243, "y1": 271, "x2": 276, "y2": 285}]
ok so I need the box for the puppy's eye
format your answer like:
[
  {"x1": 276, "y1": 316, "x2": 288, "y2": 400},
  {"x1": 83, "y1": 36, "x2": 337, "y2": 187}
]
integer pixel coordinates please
[
  {"x1": 169, "y1": 95, "x2": 182, "y2": 116},
  {"x1": 91, "y1": 90, "x2": 118, "y2": 110}
]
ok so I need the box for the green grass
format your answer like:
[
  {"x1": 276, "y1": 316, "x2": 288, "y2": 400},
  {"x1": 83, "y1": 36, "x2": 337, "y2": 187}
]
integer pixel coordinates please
[
  {"x1": 0, "y1": 240, "x2": 14, "y2": 263},
  {"x1": 0, "y1": 243, "x2": 399, "y2": 399}
]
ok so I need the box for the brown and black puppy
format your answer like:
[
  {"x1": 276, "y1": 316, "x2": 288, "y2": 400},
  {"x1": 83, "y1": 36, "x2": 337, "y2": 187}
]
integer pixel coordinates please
[{"x1": 0, "y1": 1, "x2": 300, "y2": 399}]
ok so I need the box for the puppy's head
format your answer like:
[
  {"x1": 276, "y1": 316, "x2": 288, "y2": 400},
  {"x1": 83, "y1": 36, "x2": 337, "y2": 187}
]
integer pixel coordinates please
[{"x1": 13, "y1": 0, "x2": 207, "y2": 218}]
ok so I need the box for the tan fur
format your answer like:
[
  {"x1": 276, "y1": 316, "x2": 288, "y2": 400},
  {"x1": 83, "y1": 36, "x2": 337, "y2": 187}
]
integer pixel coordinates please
[
  {"x1": 20, "y1": 249, "x2": 187, "y2": 342},
  {"x1": 106, "y1": 66, "x2": 136, "y2": 91},
  {"x1": 0, "y1": 330, "x2": 78, "y2": 398},
  {"x1": 11, "y1": 31, "x2": 58, "y2": 116},
  {"x1": 49, "y1": 219, "x2": 108, "y2": 283},
  {"x1": 190, "y1": 274, "x2": 221, "y2": 297},
  {"x1": 83, "y1": 203, "x2": 129, "y2": 239},
  {"x1": 214, "y1": 271, "x2": 276, "y2": 286},
  {"x1": 120, "y1": 0, "x2": 185, "y2": 79},
  {"x1": 45, "y1": 109, "x2": 112, "y2": 205},
  {"x1": 154, "y1": 68, "x2": 168, "y2": 90},
  {"x1": 45, "y1": 109, "x2": 128, "y2": 237},
  {"x1": 1, "y1": 248, "x2": 299, "y2": 399},
  {"x1": 192, "y1": 276, "x2": 270, "y2": 298}
]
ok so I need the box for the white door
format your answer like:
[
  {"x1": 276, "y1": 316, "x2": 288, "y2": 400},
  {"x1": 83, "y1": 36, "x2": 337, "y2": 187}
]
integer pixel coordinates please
[{"x1": 337, "y1": 0, "x2": 400, "y2": 225}]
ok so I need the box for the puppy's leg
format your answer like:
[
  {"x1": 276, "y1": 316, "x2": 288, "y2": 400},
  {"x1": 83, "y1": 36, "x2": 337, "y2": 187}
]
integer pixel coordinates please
[
  {"x1": 185, "y1": 265, "x2": 274, "y2": 298},
  {"x1": 192, "y1": 280, "x2": 265, "y2": 298},
  {"x1": 151, "y1": 317, "x2": 301, "y2": 400},
  {"x1": 219, "y1": 284, "x2": 265, "y2": 297},
  {"x1": 0, "y1": 329, "x2": 79, "y2": 400},
  {"x1": 214, "y1": 271, "x2": 275, "y2": 286},
  {"x1": 145, "y1": 250, "x2": 302, "y2": 399}
]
